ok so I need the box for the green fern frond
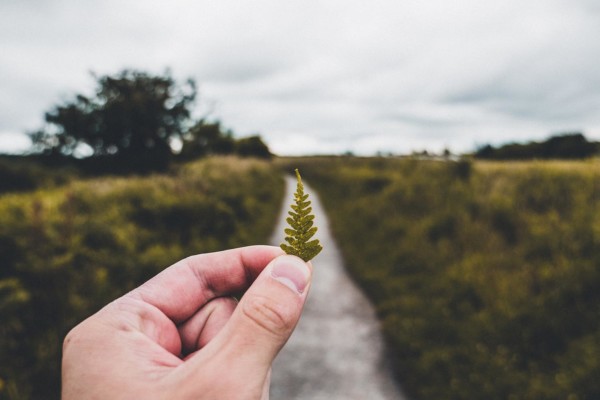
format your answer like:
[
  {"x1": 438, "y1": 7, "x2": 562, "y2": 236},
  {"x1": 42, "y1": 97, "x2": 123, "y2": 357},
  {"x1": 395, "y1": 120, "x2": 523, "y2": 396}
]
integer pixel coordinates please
[{"x1": 280, "y1": 169, "x2": 323, "y2": 262}]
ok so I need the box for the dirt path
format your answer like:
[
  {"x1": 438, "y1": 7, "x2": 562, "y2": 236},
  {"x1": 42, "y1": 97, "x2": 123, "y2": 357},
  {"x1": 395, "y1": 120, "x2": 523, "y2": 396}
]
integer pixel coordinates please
[{"x1": 269, "y1": 176, "x2": 407, "y2": 400}]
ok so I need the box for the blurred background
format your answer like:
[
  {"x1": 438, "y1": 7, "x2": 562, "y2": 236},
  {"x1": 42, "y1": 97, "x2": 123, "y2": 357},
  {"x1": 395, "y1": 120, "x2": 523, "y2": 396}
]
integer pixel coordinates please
[{"x1": 0, "y1": 1, "x2": 599, "y2": 399}]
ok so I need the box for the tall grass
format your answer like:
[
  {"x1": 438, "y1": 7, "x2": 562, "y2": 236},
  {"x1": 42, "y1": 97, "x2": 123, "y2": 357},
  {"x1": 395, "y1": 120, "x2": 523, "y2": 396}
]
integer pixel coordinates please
[
  {"x1": 0, "y1": 156, "x2": 284, "y2": 400},
  {"x1": 287, "y1": 156, "x2": 600, "y2": 400}
]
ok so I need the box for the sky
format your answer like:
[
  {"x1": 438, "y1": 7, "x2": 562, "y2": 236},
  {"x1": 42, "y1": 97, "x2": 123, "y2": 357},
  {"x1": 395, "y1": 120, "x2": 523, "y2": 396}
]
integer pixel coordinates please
[{"x1": 1, "y1": 0, "x2": 600, "y2": 156}]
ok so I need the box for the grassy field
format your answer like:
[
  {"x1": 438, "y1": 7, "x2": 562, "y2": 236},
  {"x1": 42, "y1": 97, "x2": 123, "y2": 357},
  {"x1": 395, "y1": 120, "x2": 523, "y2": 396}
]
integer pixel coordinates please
[
  {"x1": 2, "y1": 155, "x2": 598, "y2": 399},
  {"x1": 0, "y1": 156, "x2": 284, "y2": 400},
  {"x1": 286, "y1": 156, "x2": 600, "y2": 400}
]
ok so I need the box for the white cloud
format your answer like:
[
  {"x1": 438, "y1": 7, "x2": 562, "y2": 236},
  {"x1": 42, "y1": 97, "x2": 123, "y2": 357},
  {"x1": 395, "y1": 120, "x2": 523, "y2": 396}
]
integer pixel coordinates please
[
  {"x1": 0, "y1": 132, "x2": 31, "y2": 154},
  {"x1": 1, "y1": 0, "x2": 599, "y2": 155}
]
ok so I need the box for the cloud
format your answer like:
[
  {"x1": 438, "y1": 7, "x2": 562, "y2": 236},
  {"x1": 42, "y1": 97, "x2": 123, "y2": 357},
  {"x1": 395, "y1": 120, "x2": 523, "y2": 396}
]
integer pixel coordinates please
[{"x1": 1, "y1": 0, "x2": 599, "y2": 155}]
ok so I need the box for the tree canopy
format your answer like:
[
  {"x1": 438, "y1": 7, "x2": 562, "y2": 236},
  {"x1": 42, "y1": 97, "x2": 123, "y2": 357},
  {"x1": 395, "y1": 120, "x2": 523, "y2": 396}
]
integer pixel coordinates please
[
  {"x1": 179, "y1": 120, "x2": 236, "y2": 159},
  {"x1": 28, "y1": 69, "x2": 273, "y2": 173},
  {"x1": 30, "y1": 70, "x2": 196, "y2": 164},
  {"x1": 179, "y1": 121, "x2": 272, "y2": 161}
]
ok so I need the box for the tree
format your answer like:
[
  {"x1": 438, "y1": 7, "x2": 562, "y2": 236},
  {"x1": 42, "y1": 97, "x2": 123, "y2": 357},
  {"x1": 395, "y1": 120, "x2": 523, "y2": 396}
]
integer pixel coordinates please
[
  {"x1": 236, "y1": 135, "x2": 272, "y2": 159},
  {"x1": 178, "y1": 123, "x2": 273, "y2": 161},
  {"x1": 179, "y1": 120, "x2": 236, "y2": 160},
  {"x1": 30, "y1": 70, "x2": 196, "y2": 167}
]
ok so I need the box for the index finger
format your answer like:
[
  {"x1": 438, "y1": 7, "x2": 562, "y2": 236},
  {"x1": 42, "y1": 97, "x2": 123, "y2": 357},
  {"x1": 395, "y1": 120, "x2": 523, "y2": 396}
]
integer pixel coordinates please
[{"x1": 129, "y1": 245, "x2": 284, "y2": 323}]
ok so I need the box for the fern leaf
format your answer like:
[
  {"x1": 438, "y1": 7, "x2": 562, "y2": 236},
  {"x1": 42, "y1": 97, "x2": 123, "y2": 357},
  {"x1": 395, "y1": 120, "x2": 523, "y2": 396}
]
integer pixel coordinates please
[{"x1": 280, "y1": 169, "x2": 323, "y2": 262}]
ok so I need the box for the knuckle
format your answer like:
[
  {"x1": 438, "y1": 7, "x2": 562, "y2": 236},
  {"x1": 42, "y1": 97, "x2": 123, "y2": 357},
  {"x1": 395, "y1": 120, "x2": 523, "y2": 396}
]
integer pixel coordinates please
[
  {"x1": 241, "y1": 294, "x2": 295, "y2": 338},
  {"x1": 62, "y1": 323, "x2": 84, "y2": 353}
]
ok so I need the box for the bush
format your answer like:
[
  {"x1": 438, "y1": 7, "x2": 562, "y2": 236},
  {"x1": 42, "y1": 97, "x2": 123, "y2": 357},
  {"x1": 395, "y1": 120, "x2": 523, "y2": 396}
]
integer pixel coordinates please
[
  {"x1": 286, "y1": 156, "x2": 600, "y2": 400},
  {"x1": 236, "y1": 136, "x2": 272, "y2": 159},
  {"x1": 0, "y1": 156, "x2": 77, "y2": 194},
  {"x1": 0, "y1": 157, "x2": 284, "y2": 399}
]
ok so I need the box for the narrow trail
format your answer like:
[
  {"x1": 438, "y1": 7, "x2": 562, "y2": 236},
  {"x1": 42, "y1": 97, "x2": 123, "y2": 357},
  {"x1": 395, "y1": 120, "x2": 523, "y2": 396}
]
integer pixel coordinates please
[{"x1": 269, "y1": 176, "x2": 407, "y2": 400}]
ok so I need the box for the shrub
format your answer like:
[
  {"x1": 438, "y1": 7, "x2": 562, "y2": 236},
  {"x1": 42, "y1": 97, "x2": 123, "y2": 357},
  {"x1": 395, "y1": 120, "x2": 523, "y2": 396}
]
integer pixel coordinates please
[
  {"x1": 0, "y1": 157, "x2": 284, "y2": 399},
  {"x1": 287, "y1": 156, "x2": 600, "y2": 400}
]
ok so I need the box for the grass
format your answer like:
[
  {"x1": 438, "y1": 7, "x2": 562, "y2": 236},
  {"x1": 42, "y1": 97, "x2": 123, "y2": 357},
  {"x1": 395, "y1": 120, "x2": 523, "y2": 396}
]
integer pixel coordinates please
[
  {"x1": 0, "y1": 156, "x2": 284, "y2": 400},
  {"x1": 3, "y1": 154, "x2": 598, "y2": 399},
  {"x1": 284, "y1": 156, "x2": 600, "y2": 400}
]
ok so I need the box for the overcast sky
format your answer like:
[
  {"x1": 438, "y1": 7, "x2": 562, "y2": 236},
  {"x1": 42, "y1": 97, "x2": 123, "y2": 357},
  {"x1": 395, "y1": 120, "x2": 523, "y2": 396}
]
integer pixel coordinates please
[{"x1": 1, "y1": 0, "x2": 599, "y2": 155}]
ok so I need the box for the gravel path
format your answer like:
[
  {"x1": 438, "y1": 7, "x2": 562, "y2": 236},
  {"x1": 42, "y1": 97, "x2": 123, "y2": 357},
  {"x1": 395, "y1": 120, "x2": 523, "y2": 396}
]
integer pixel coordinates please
[{"x1": 269, "y1": 176, "x2": 407, "y2": 400}]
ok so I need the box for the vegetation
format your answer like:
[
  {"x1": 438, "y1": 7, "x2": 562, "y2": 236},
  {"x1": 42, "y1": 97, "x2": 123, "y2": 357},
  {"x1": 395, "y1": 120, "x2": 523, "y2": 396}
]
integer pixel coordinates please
[
  {"x1": 26, "y1": 69, "x2": 272, "y2": 175},
  {"x1": 0, "y1": 157, "x2": 284, "y2": 400},
  {"x1": 3, "y1": 145, "x2": 597, "y2": 399},
  {"x1": 0, "y1": 155, "x2": 79, "y2": 194},
  {"x1": 179, "y1": 121, "x2": 271, "y2": 161},
  {"x1": 288, "y1": 156, "x2": 600, "y2": 400},
  {"x1": 30, "y1": 70, "x2": 197, "y2": 166},
  {"x1": 280, "y1": 169, "x2": 322, "y2": 262},
  {"x1": 475, "y1": 132, "x2": 599, "y2": 160},
  {"x1": 235, "y1": 135, "x2": 272, "y2": 159}
]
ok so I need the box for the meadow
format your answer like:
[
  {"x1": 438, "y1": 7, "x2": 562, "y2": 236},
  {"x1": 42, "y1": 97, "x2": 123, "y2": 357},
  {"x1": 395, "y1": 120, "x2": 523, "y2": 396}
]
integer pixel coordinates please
[
  {"x1": 2, "y1": 154, "x2": 599, "y2": 400},
  {"x1": 288, "y1": 156, "x2": 600, "y2": 400},
  {"x1": 0, "y1": 157, "x2": 284, "y2": 399}
]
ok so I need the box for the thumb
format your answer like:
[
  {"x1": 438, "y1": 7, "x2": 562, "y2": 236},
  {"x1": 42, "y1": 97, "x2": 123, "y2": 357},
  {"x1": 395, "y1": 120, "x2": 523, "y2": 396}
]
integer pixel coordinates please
[
  {"x1": 168, "y1": 255, "x2": 312, "y2": 399},
  {"x1": 173, "y1": 255, "x2": 311, "y2": 398},
  {"x1": 209, "y1": 255, "x2": 311, "y2": 370},
  {"x1": 226, "y1": 255, "x2": 311, "y2": 366}
]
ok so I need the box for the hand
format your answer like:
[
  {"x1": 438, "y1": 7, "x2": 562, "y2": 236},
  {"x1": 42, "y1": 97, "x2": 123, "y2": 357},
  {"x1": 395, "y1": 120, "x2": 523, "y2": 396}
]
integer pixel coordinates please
[{"x1": 61, "y1": 246, "x2": 312, "y2": 399}]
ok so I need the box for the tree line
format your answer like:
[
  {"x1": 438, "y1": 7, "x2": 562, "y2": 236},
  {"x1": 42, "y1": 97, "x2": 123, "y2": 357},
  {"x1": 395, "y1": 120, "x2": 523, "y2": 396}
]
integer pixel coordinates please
[
  {"x1": 28, "y1": 69, "x2": 271, "y2": 174},
  {"x1": 475, "y1": 133, "x2": 599, "y2": 160}
]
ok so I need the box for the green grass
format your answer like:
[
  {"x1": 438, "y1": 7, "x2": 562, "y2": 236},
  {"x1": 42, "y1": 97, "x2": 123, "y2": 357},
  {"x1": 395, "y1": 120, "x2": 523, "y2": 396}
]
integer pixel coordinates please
[
  {"x1": 4, "y1": 155, "x2": 597, "y2": 399},
  {"x1": 0, "y1": 156, "x2": 284, "y2": 400},
  {"x1": 285, "y1": 156, "x2": 600, "y2": 400}
]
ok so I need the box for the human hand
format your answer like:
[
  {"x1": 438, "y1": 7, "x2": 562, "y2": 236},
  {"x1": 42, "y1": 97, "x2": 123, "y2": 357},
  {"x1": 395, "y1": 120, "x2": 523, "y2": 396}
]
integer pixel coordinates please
[{"x1": 61, "y1": 246, "x2": 312, "y2": 399}]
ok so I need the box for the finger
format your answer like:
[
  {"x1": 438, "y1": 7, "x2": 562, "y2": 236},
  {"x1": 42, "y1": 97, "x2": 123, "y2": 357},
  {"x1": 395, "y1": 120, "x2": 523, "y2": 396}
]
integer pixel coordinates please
[
  {"x1": 184, "y1": 255, "x2": 312, "y2": 378},
  {"x1": 227, "y1": 256, "x2": 312, "y2": 366},
  {"x1": 129, "y1": 245, "x2": 284, "y2": 323},
  {"x1": 261, "y1": 368, "x2": 272, "y2": 400},
  {"x1": 179, "y1": 297, "x2": 237, "y2": 355}
]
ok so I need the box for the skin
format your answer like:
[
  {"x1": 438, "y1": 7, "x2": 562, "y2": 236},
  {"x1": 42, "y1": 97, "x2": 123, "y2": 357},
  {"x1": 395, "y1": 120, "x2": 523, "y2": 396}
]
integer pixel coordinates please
[{"x1": 61, "y1": 246, "x2": 312, "y2": 400}]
